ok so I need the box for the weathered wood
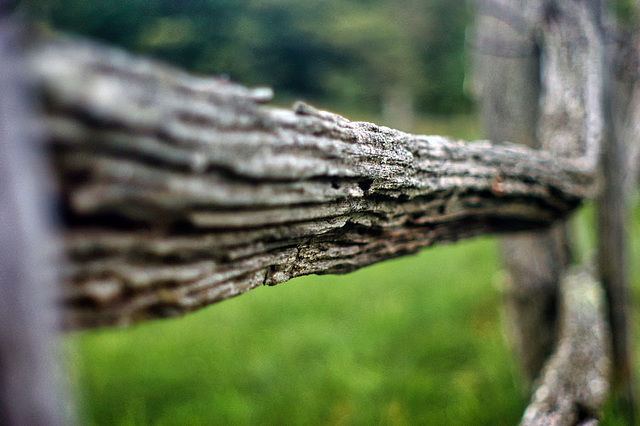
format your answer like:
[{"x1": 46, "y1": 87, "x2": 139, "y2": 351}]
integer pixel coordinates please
[
  {"x1": 26, "y1": 37, "x2": 596, "y2": 329},
  {"x1": 526, "y1": 0, "x2": 608, "y2": 390},
  {"x1": 0, "y1": 18, "x2": 65, "y2": 426},
  {"x1": 521, "y1": 269, "x2": 610, "y2": 425},
  {"x1": 473, "y1": 0, "x2": 568, "y2": 384},
  {"x1": 475, "y1": 0, "x2": 607, "y2": 388},
  {"x1": 537, "y1": 0, "x2": 605, "y2": 172},
  {"x1": 475, "y1": 3, "x2": 621, "y2": 422}
]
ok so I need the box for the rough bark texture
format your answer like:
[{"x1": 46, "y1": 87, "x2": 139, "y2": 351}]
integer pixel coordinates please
[
  {"x1": 537, "y1": 1, "x2": 605, "y2": 172},
  {"x1": 0, "y1": 0, "x2": 631, "y2": 422},
  {"x1": 521, "y1": 268, "x2": 611, "y2": 426},
  {"x1": 473, "y1": 0, "x2": 568, "y2": 384},
  {"x1": 25, "y1": 37, "x2": 595, "y2": 329},
  {"x1": 0, "y1": 19, "x2": 65, "y2": 426}
]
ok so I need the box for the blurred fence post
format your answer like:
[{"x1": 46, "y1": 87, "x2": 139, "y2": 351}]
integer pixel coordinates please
[
  {"x1": 472, "y1": 0, "x2": 569, "y2": 385},
  {"x1": 474, "y1": 0, "x2": 637, "y2": 420},
  {"x1": 0, "y1": 17, "x2": 66, "y2": 426},
  {"x1": 598, "y1": 32, "x2": 636, "y2": 418}
]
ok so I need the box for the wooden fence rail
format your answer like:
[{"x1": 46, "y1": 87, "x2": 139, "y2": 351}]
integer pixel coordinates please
[
  {"x1": 0, "y1": 0, "x2": 636, "y2": 423},
  {"x1": 31, "y1": 37, "x2": 593, "y2": 329}
]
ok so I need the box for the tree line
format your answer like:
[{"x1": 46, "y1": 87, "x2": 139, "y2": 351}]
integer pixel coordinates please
[{"x1": 25, "y1": 0, "x2": 472, "y2": 115}]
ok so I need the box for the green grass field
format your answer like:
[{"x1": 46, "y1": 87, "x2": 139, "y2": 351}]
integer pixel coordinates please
[
  {"x1": 65, "y1": 237, "x2": 527, "y2": 425},
  {"x1": 62, "y1": 116, "x2": 640, "y2": 425}
]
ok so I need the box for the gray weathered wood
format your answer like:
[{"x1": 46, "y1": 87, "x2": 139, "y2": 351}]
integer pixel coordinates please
[
  {"x1": 472, "y1": 0, "x2": 568, "y2": 384},
  {"x1": 530, "y1": 0, "x2": 608, "y2": 391},
  {"x1": 537, "y1": 0, "x2": 604, "y2": 172},
  {"x1": 521, "y1": 269, "x2": 610, "y2": 425},
  {"x1": 474, "y1": 0, "x2": 607, "y2": 388},
  {"x1": 0, "y1": 0, "x2": 632, "y2": 422},
  {"x1": 26, "y1": 37, "x2": 597, "y2": 329},
  {"x1": 0, "y1": 18, "x2": 65, "y2": 426},
  {"x1": 475, "y1": 1, "x2": 623, "y2": 423}
]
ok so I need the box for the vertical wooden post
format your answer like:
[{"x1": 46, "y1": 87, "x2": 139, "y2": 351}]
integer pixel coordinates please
[
  {"x1": 598, "y1": 41, "x2": 636, "y2": 418},
  {"x1": 0, "y1": 17, "x2": 65, "y2": 426},
  {"x1": 603, "y1": 0, "x2": 639, "y2": 415},
  {"x1": 473, "y1": 0, "x2": 568, "y2": 385},
  {"x1": 476, "y1": 0, "x2": 637, "y2": 418}
]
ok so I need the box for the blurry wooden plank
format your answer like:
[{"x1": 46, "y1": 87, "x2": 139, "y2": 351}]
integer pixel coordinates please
[
  {"x1": 0, "y1": 18, "x2": 65, "y2": 426},
  {"x1": 473, "y1": 0, "x2": 571, "y2": 384}
]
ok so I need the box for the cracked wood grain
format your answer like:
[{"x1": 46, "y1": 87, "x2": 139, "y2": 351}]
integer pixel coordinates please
[{"x1": 28, "y1": 37, "x2": 595, "y2": 329}]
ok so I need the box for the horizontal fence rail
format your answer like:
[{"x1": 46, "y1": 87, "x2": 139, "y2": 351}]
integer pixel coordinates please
[
  {"x1": 28, "y1": 38, "x2": 597, "y2": 329},
  {"x1": 1, "y1": 0, "x2": 635, "y2": 422}
]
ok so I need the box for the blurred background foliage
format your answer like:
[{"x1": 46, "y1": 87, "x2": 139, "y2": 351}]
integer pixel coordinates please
[
  {"x1": 24, "y1": 0, "x2": 473, "y2": 118},
  {"x1": 17, "y1": 0, "x2": 639, "y2": 424}
]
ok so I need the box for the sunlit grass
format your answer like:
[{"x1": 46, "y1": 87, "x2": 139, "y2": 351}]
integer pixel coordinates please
[{"x1": 65, "y1": 236, "x2": 527, "y2": 425}]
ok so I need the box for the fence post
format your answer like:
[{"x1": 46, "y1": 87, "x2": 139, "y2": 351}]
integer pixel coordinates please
[
  {"x1": 598, "y1": 33, "x2": 636, "y2": 417},
  {"x1": 0, "y1": 17, "x2": 65, "y2": 425},
  {"x1": 472, "y1": 0, "x2": 568, "y2": 385}
]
